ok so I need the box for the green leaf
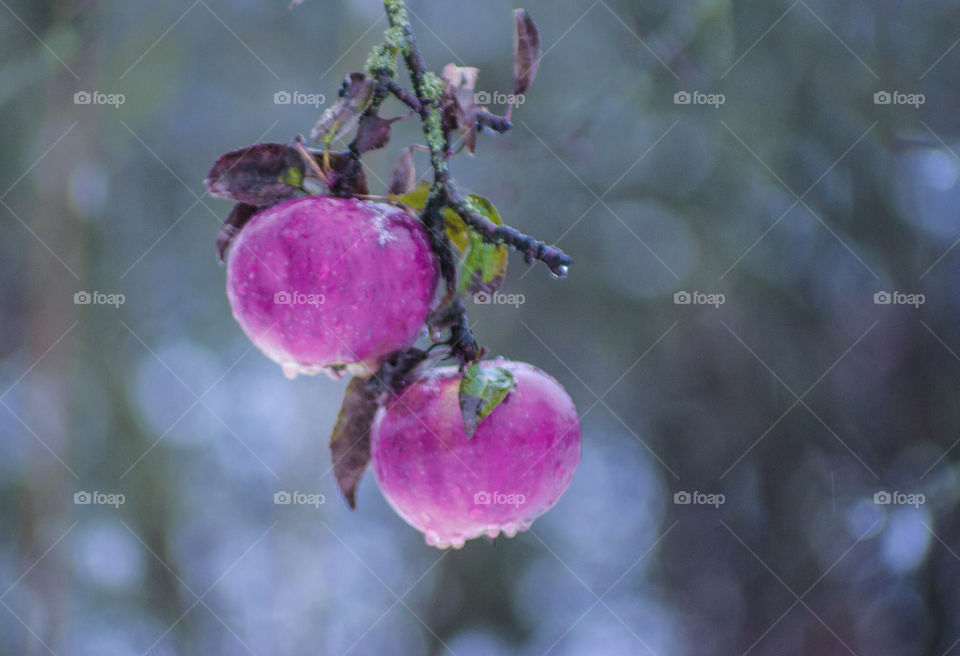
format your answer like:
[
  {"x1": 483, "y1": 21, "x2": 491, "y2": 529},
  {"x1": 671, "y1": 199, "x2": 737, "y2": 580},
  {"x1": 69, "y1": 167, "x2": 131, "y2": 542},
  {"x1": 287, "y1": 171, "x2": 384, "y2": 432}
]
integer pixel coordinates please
[
  {"x1": 389, "y1": 187, "x2": 508, "y2": 296},
  {"x1": 329, "y1": 377, "x2": 379, "y2": 509},
  {"x1": 390, "y1": 181, "x2": 431, "y2": 212},
  {"x1": 390, "y1": 183, "x2": 467, "y2": 250},
  {"x1": 454, "y1": 195, "x2": 508, "y2": 296},
  {"x1": 280, "y1": 166, "x2": 303, "y2": 188},
  {"x1": 458, "y1": 363, "x2": 517, "y2": 438}
]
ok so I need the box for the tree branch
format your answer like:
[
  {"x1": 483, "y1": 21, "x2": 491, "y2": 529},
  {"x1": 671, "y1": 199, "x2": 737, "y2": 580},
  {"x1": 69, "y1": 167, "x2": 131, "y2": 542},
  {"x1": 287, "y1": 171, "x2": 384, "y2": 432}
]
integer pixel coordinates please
[
  {"x1": 476, "y1": 107, "x2": 512, "y2": 134},
  {"x1": 385, "y1": 79, "x2": 422, "y2": 113},
  {"x1": 446, "y1": 186, "x2": 570, "y2": 276},
  {"x1": 378, "y1": 0, "x2": 568, "y2": 369}
]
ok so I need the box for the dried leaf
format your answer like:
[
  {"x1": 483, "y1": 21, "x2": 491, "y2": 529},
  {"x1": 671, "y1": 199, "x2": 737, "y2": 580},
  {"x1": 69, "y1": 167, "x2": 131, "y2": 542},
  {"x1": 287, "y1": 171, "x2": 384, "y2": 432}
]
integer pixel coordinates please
[
  {"x1": 388, "y1": 147, "x2": 416, "y2": 196},
  {"x1": 354, "y1": 113, "x2": 393, "y2": 154},
  {"x1": 311, "y1": 73, "x2": 375, "y2": 146},
  {"x1": 216, "y1": 203, "x2": 259, "y2": 262},
  {"x1": 442, "y1": 63, "x2": 480, "y2": 154},
  {"x1": 512, "y1": 10, "x2": 541, "y2": 96},
  {"x1": 329, "y1": 377, "x2": 380, "y2": 509},
  {"x1": 323, "y1": 151, "x2": 369, "y2": 197},
  {"x1": 205, "y1": 143, "x2": 303, "y2": 206},
  {"x1": 459, "y1": 363, "x2": 517, "y2": 438}
]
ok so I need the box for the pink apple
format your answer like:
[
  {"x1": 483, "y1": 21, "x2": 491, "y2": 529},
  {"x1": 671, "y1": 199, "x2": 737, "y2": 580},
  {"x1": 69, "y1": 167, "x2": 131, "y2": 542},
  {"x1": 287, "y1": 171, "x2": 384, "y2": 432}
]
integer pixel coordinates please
[
  {"x1": 226, "y1": 197, "x2": 439, "y2": 378},
  {"x1": 371, "y1": 360, "x2": 581, "y2": 548}
]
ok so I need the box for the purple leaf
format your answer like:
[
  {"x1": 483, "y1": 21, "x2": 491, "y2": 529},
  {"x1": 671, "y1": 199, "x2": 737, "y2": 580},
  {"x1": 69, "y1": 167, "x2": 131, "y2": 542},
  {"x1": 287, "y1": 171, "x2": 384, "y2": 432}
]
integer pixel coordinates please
[
  {"x1": 512, "y1": 10, "x2": 541, "y2": 96},
  {"x1": 329, "y1": 377, "x2": 379, "y2": 509},
  {"x1": 388, "y1": 147, "x2": 416, "y2": 196},
  {"x1": 216, "y1": 202, "x2": 259, "y2": 262},
  {"x1": 205, "y1": 143, "x2": 303, "y2": 206}
]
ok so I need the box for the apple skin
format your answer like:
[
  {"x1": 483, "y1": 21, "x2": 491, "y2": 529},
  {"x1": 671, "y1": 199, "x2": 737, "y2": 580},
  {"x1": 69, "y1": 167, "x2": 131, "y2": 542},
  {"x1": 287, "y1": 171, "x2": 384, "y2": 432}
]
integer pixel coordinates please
[
  {"x1": 371, "y1": 360, "x2": 581, "y2": 549},
  {"x1": 226, "y1": 197, "x2": 439, "y2": 378}
]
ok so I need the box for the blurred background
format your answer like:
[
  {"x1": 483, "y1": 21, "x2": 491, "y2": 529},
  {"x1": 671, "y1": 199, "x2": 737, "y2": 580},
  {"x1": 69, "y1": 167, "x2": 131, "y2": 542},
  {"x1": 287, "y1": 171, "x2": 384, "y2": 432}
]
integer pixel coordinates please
[{"x1": 2, "y1": 0, "x2": 960, "y2": 654}]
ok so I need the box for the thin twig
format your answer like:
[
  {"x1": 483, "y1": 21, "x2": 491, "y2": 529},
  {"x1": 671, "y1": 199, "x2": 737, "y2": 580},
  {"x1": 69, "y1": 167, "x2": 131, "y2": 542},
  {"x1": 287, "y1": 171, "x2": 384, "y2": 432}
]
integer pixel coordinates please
[
  {"x1": 447, "y1": 187, "x2": 570, "y2": 277},
  {"x1": 476, "y1": 107, "x2": 511, "y2": 134}
]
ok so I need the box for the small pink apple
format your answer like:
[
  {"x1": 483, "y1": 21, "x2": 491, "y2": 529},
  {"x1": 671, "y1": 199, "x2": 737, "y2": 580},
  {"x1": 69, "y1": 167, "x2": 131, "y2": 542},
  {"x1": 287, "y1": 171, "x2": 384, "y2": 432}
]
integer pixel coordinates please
[{"x1": 371, "y1": 360, "x2": 581, "y2": 548}]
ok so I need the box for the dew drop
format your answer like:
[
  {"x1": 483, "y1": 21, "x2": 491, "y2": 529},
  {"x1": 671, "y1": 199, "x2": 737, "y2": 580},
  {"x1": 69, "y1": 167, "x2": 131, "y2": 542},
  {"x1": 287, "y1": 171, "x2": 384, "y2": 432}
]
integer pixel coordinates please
[
  {"x1": 281, "y1": 362, "x2": 300, "y2": 379},
  {"x1": 502, "y1": 523, "x2": 518, "y2": 538},
  {"x1": 451, "y1": 536, "x2": 466, "y2": 549},
  {"x1": 486, "y1": 527, "x2": 499, "y2": 539}
]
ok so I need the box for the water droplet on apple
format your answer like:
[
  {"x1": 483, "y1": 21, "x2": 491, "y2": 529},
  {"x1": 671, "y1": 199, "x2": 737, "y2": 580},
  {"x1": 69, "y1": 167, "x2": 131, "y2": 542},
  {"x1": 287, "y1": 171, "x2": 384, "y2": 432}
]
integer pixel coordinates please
[{"x1": 282, "y1": 362, "x2": 300, "y2": 379}]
